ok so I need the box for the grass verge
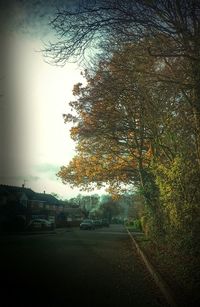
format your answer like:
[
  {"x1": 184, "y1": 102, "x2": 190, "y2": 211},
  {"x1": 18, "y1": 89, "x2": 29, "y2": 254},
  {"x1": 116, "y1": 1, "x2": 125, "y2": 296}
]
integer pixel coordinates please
[{"x1": 127, "y1": 229, "x2": 200, "y2": 307}]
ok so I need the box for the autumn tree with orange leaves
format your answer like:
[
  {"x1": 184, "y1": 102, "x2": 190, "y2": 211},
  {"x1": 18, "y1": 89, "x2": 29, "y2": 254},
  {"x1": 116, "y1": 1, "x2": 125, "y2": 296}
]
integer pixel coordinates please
[
  {"x1": 58, "y1": 39, "x2": 200, "y2": 248},
  {"x1": 46, "y1": 0, "x2": 200, "y2": 169},
  {"x1": 59, "y1": 44, "x2": 156, "y2": 193},
  {"x1": 58, "y1": 41, "x2": 177, "y2": 234},
  {"x1": 47, "y1": 2, "x2": 200, "y2": 299}
]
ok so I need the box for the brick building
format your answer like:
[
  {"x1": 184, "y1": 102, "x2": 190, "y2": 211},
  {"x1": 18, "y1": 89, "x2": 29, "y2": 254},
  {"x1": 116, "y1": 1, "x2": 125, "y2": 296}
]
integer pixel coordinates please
[{"x1": 0, "y1": 184, "x2": 61, "y2": 230}]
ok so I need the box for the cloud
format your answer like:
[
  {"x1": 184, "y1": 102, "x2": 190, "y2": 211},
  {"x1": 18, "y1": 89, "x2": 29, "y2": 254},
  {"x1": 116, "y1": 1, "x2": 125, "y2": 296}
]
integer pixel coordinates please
[
  {"x1": 0, "y1": 175, "x2": 40, "y2": 188},
  {"x1": 26, "y1": 175, "x2": 40, "y2": 181},
  {"x1": 34, "y1": 163, "x2": 60, "y2": 180}
]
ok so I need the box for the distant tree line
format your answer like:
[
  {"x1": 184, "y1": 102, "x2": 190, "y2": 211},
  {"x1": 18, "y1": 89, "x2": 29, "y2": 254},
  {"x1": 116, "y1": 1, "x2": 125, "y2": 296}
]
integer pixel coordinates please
[{"x1": 61, "y1": 193, "x2": 132, "y2": 222}]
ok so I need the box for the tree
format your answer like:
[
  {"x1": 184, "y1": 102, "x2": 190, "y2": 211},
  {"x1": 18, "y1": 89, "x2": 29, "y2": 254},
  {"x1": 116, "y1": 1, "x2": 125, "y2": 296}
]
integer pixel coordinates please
[
  {"x1": 100, "y1": 195, "x2": 122, "y2": 222},
  {"x1": 57, "y1": 42, "x2": 171, "y2": 236},
  {"x1": 45, "y1": 0, "x2": 200, "y2": 165},
  {"x1": 69, "y1": 194, "x2": 101, "y2": 217},
  {"x1": 58, "y1": 37, "x2": 200, "y2": 246},
  {"x1": 58, "y1": 45, "x2": 152, "y2": 194},
  {"x1": 50, "y1": 1, "x2": 200, "y2": 252}
]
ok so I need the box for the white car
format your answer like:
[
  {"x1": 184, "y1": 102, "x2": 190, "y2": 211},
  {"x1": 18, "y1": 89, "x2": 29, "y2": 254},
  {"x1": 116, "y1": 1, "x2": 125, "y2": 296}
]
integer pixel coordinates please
[
  {"x1": 80, "y1": 219, "x2": 95, "y2": 230},
  {"x1": 27, "y1": 219, "x2": 53, "y2": 231}
]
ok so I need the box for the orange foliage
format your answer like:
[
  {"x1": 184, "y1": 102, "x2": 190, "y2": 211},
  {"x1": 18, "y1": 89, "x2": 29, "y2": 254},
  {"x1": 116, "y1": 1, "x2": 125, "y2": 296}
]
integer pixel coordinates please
[{"x1": 58, "y1": 42, "x2": 161, "y2": 195}]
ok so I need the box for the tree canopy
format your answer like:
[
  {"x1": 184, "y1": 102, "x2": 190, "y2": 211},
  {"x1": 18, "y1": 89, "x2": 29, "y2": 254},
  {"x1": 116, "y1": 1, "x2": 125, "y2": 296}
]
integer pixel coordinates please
[
  {"x1": 46, "y1": 0, "x2": 200, "y2": 265},
  {"x1": 45, "y1": 0, "x2": 200, "y2": 164}
]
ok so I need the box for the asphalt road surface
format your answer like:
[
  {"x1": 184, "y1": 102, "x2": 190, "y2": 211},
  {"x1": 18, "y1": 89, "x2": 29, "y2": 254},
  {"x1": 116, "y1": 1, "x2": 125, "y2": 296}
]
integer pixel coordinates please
[{"x1": 0, "y1": 224, "x2": 169, "y2": 307}]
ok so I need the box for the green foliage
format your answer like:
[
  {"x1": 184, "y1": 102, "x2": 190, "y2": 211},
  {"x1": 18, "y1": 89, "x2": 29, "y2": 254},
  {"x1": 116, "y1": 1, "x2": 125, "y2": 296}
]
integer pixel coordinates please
[
  {"x1": 153, "y1": 155, "x2": 200, "y2": 255},
  {"x1": 140, "y1": 214, "x2": 150, "y2": 236},
  {"x1": 126, "y1": 218, "x2": 142, "y2": 232}
]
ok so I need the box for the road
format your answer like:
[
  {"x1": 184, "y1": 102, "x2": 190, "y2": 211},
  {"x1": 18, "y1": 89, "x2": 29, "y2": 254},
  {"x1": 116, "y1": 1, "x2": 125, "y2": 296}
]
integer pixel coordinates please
[{"x1": 0, "y1": 224, "x2": 169, "y2": 307}]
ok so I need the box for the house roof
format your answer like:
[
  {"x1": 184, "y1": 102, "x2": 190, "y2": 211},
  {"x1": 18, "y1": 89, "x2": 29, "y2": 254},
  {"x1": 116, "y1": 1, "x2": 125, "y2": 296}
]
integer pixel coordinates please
[
  {"x1": 34, "y1": 193, "x2": 60, "y2": 205},
  {"x1": 0, "y1": 185, "x2": 60, "y2": 205},
  {"x1": 0, "y1": 184, "x2": 35, "y2": 199}
]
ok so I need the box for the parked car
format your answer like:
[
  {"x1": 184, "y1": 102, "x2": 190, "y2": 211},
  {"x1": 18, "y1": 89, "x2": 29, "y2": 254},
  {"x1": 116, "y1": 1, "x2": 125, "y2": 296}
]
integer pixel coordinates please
[
  {"x1": 26, "y1": 219, "x2": 54, "y2": 231},
  {"x1": 80, "y1": 219, "x2": 95, "y2": 230}
]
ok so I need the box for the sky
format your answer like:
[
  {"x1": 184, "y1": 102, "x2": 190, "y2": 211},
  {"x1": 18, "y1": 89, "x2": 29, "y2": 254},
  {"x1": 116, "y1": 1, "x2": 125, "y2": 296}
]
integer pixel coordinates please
[{"x1": 0, "y1": 0, "x2": 106, "y2": 199}]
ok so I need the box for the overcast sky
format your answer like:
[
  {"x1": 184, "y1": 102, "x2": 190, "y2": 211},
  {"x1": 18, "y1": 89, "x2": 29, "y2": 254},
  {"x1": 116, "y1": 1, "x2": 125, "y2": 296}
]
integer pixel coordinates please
[{"x1": 0, "y1": 0, "x2": 105, "y2": 199}]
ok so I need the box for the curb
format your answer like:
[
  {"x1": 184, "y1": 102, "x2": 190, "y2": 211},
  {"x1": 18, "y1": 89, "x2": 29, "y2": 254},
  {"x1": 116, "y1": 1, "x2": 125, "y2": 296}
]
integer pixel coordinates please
[{"x1": 126, "y1": 227, "x2": 178, "y2": 307}]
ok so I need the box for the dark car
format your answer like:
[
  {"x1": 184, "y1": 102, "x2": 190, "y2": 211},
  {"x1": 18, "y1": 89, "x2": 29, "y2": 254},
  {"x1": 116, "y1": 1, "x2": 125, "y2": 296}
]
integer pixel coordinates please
[{"x1": 80, "y1": 219, "x2": 95, "y2": 230}]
